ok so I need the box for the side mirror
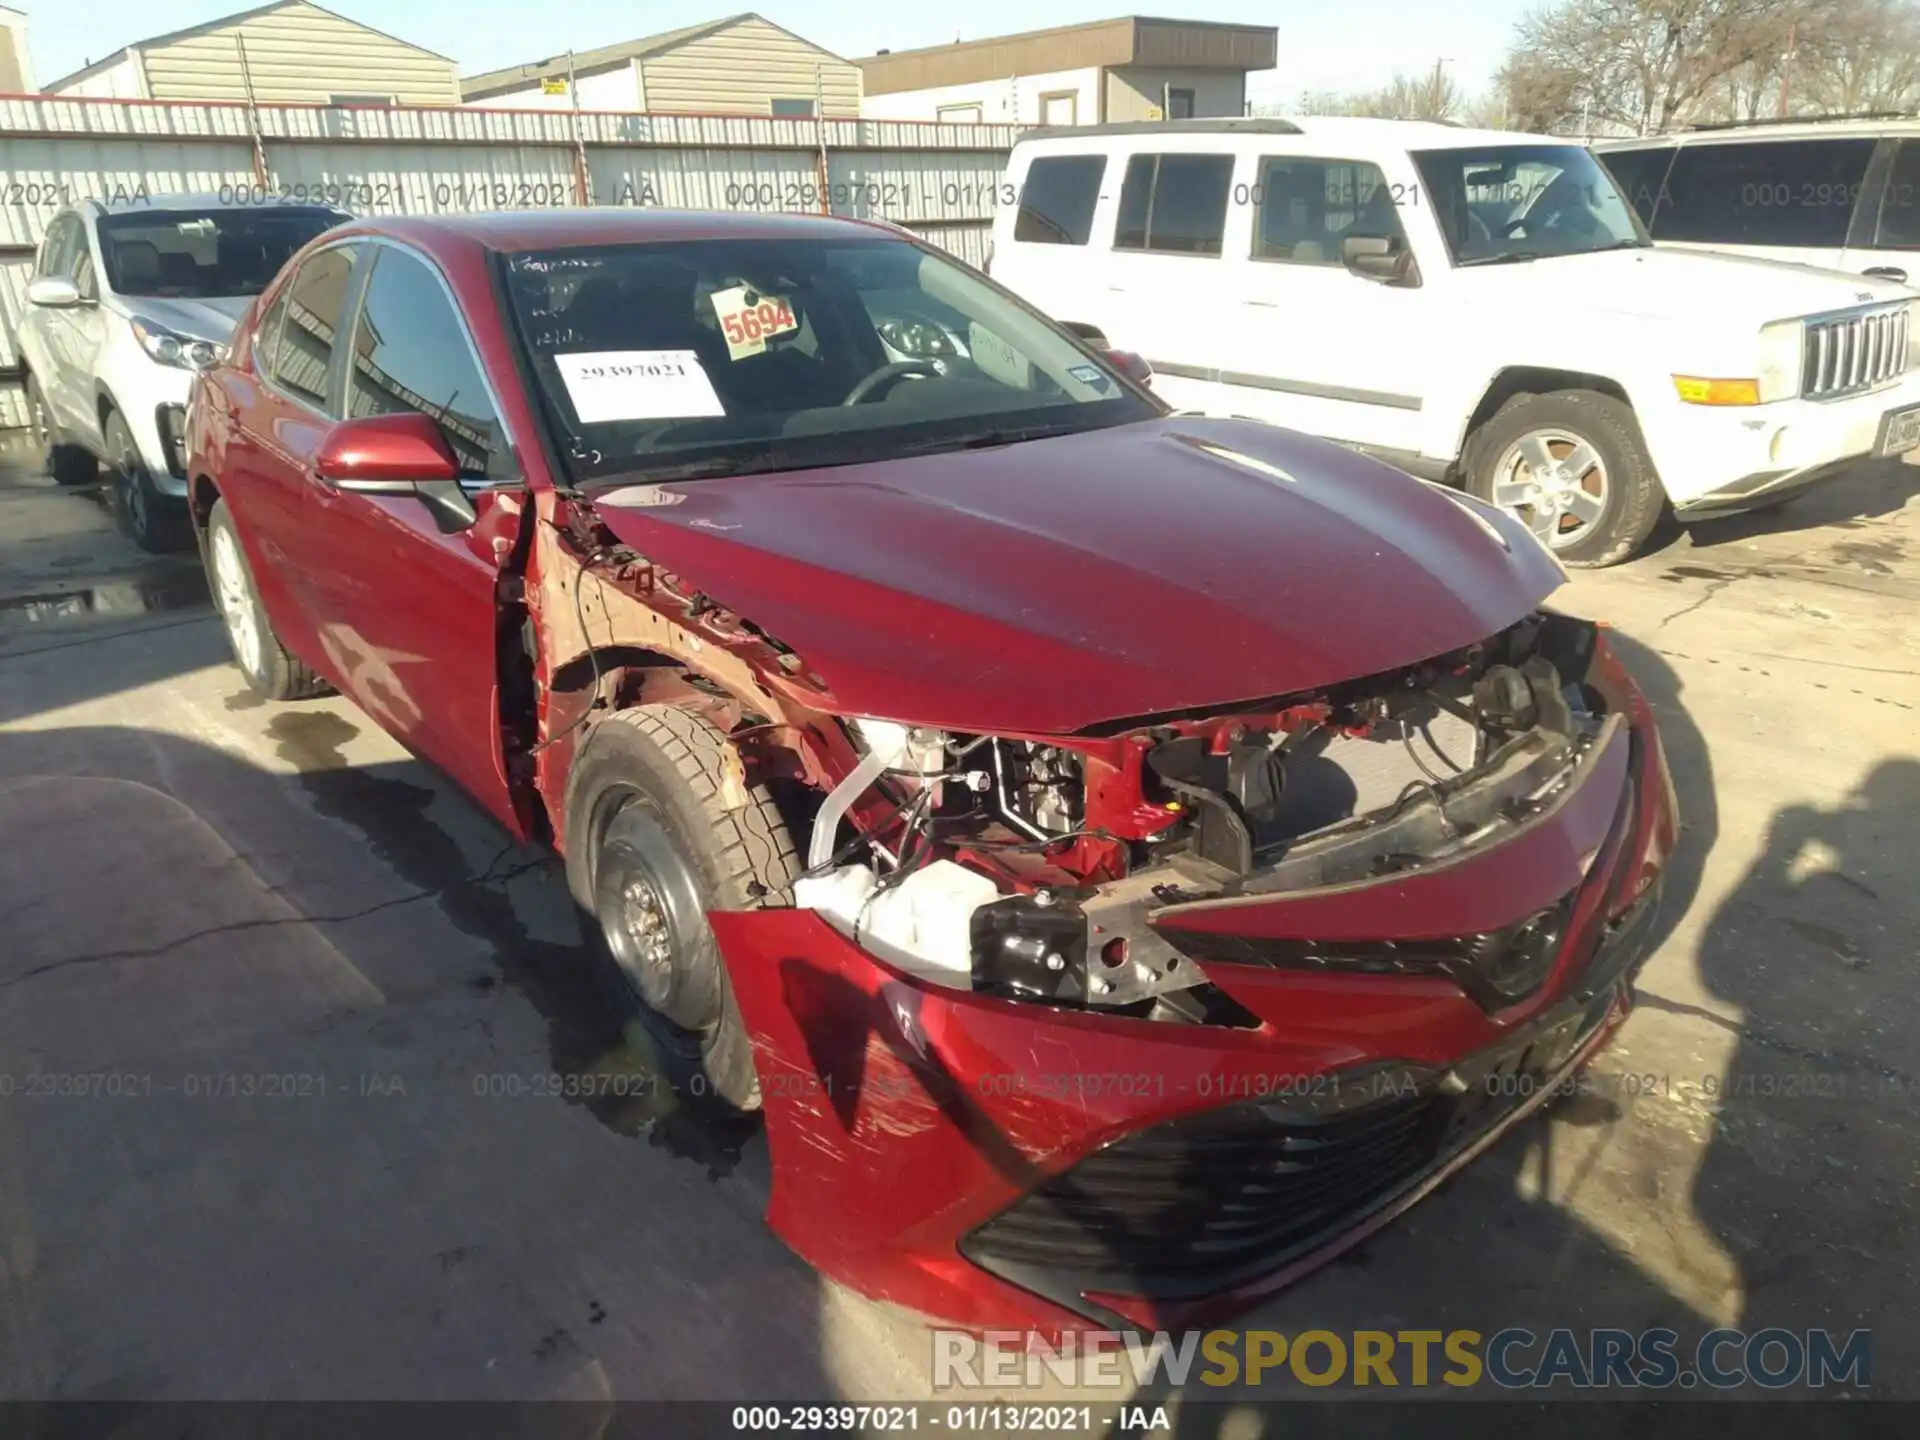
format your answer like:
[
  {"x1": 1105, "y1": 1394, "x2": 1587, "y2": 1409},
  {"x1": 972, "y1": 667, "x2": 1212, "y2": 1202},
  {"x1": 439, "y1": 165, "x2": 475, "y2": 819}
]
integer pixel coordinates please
[
  {"x1": 314, "y1": 412, "x2": 476, "y2": 532},
  {"x1": 1106, "y1": 349, "x2": 1153, "y2": 387},
  {"x1": 1341, "y1": 235, "x2": 1418, "y2": 286},
  {"x1": 27, "y1": 276, "x2": 85, "y2": 308}
]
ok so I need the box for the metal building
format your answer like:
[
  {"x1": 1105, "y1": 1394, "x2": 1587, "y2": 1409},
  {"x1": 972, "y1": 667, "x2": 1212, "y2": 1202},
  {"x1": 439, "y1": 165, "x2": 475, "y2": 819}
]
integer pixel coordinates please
[
  {"x1": 41, "y1": 1, "x2": 459, "y2": 107},
  {"x1": 461, "y1": 14, "x2": 862, "y2": 119}
]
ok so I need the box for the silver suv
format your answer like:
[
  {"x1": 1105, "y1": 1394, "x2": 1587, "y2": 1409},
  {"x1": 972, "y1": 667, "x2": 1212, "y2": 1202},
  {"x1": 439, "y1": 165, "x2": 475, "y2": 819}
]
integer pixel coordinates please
[{"x1": 16, "y1": 195, "x2": 348, "y2": 551}]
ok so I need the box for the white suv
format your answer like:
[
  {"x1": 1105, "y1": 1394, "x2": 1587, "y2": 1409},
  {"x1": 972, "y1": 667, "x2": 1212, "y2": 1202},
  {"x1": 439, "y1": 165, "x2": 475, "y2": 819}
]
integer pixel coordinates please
[
  {"x1": 16, "y1": 195, "x2": 348, "y2": 551},
  {"x1": 988, "y1": 118, "x2": 1920, "y2": 566}
]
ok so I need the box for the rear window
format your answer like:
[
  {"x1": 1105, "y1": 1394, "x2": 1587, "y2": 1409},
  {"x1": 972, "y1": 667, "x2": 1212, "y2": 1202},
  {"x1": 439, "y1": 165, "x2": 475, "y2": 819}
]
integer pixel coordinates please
[
  {"x1": 1598, "y1": 147, "x2": 1676, "y2": 227},
  {"x1": 1014, "y1": 155, "x2": 1106, "y2": 245},
  {"x1": 265, "y1": 244, "x2": 357, "y2": 411},
  {"x1": 1652, "y1": 139, "x2": 1874, "y2": 247},
  {"x1": 1114, "y1": 153, "x2": 1234, "y2": 256}
]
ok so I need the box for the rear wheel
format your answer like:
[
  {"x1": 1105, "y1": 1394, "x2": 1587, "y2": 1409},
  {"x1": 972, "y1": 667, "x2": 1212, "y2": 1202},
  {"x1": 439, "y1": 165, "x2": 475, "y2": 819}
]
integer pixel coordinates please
[
  {"x1": 205, "y1": 498, "x2": 330, "y2": 701},
  {"x1": 104, "y1": 409, "x2": 190, "y2": 553},
  {"x1": 1463, "y1": 391, "x2": 1665, "y2": 569},
  {"x1": 564, "y1": 706, "x2": 801, "y2": 1114},
  {"x1": 27, "y1": 377, "x2": 97, "y2": 488}
]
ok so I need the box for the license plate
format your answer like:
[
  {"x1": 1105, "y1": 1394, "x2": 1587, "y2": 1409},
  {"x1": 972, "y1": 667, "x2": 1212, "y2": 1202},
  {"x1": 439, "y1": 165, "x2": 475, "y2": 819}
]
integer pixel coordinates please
[{"x1": 1877, "y1": 404, "x2": 1920, "y2": 456}]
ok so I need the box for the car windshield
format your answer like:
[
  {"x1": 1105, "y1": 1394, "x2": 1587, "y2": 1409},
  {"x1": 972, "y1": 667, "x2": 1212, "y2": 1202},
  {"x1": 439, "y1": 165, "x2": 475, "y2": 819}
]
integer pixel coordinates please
[
  {"x1": 500, "y1": 235, "x2": 1158, "y2": 485},
  {"x1": 98, "y1": 208, "x2": 348, "y2": 299},
  {"x1": 1411, "y1": 145, "x2": 1650, "y2": 265}
]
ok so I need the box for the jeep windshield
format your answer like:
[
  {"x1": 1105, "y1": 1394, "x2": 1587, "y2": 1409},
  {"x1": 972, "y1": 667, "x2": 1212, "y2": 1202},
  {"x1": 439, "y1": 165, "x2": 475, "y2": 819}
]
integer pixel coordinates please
[
  {"x1": 1411, "y1": 145, "x2": 1650, "y2": 266},
  {"x1": 98, "y1": 207, "x2": 349, "y2": 299},
  {"x1": 500, "y1": 235, "x2": 1159, "y2": 486}
]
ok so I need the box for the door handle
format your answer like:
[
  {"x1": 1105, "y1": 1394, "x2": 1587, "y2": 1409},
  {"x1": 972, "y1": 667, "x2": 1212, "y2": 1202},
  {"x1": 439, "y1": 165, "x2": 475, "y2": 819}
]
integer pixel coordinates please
[{"x1": 1864, "y1": 266, "x2": 1908, "y2": 283}]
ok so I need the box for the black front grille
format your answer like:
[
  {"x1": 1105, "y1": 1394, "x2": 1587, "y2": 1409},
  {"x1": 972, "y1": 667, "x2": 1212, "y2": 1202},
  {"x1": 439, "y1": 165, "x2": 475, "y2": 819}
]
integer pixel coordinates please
[{"x1": 964, "y1": 985, "x2": 1629, "y2": 1307}]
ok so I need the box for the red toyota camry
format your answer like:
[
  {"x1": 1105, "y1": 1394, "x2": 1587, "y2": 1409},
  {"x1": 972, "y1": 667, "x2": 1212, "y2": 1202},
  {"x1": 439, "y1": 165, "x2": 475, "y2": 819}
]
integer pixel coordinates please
[{"x1": 185, "y1": 210, "x2": 1678, "y2": 1336}]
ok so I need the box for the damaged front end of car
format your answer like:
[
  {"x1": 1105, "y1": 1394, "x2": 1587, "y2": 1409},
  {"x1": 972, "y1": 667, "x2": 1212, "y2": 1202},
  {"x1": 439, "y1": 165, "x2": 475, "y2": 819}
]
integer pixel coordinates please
[{"x1": 522, "y1": 490, "x2": 1678, "y2": 1338}]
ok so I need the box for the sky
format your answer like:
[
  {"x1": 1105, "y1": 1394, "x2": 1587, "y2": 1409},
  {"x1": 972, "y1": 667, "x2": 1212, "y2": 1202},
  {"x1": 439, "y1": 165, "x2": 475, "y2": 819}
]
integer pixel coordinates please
[{"x1": 21, "y1": 0, "x2": 1535, "y2": 104}]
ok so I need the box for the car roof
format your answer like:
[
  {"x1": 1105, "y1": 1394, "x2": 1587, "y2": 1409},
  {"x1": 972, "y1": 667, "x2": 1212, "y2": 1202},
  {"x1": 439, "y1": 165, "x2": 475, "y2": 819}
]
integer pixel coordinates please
[
  {"x1": 335, "y1": 208, "x2": 907, "y2": 255},
  {"x1": 1596, "y1": 116, "x2": 1920, "y2": 149},
  {"x1": 1013, "y1": 115, "x2": 1564, "y2": 151}
]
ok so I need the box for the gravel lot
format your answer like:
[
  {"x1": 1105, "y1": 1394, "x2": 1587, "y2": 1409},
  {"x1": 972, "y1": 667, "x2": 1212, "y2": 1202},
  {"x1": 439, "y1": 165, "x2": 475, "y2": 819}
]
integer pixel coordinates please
[{"x1": 1, "y1": 435, "x2": 1915, "y2": 1410}]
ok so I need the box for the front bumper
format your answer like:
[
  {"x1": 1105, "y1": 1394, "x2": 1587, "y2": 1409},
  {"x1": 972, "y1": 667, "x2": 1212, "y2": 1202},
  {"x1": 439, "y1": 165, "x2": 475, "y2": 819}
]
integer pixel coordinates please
[
  {"x1": 1645, "y1": 370, "x2": 1920, "y2": 511},
  {"x1": 711, "y1": 636, "x2": 1679, "y2": 1336}
]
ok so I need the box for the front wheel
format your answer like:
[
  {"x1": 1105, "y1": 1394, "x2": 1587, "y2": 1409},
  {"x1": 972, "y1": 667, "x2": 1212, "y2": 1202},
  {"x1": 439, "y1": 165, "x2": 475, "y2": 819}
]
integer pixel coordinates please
[
  {"x1": 564, "y1": 706, "x2": 801, "y2": 1113},
  {"x1": 1463, "y1": 391, "x2": 1665, "y2": 569},
  {"x1": 103, "y1": 409, "x2": 190, "y2": 553}
]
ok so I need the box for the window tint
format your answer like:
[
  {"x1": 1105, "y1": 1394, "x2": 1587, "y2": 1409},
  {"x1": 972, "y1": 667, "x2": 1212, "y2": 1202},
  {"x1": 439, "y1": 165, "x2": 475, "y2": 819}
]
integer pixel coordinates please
[
  {"x1": 1114, "y1": 153, "x2": 1233, "y2": 256},
  {"x1": 1253, "y1": 156, "x2": 1408, "y2": 264},
  {"x1": 1598, "y1": 147, "x2": 1676, "y2": 227},
  {"x1": 1654, "y1": 139, "x2": 1874, "y2": 246},
  {"x1": 1015, "y1": 155, "x2": 1107, "y2": 244},
  {"x1": 1875, "y1": 139, "x2": 1920, "y2": 249},
  {"x1": 252, "y1": 287, "x2": 292, "y2": 379},
  {"x1": 267, "y1": 244, "x2": 357, "y2": 411},
  {"x1": 347, "y1": 247, "x2": 506, "y2": 480}
]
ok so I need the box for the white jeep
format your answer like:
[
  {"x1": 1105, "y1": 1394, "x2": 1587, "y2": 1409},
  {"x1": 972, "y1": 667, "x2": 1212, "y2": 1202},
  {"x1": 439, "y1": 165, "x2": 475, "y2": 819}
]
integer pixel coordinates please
[{"x1": 988, "y1": 117, "x2": 1920, "y2": 566}]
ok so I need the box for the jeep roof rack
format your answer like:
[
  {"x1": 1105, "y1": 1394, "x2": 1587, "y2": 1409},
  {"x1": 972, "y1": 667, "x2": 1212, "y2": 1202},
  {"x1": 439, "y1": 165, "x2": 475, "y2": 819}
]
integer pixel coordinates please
[
  {"x1": 1682, "y1": 110, "x2": 1917, "y2": 132},
  {"x1": 1024, "y1": 117, "x2": 1304, "y2": 138}
]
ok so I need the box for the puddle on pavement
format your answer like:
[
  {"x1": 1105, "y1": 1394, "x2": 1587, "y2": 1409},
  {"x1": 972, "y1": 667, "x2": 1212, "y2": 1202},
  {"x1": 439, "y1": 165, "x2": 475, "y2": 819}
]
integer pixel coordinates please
[
  {"x1": 262, "y1": 707, "x2": 755, "y2": 1175},
  {"x1": 0, "y1": 566, "x2": 209, "y2": 638}
]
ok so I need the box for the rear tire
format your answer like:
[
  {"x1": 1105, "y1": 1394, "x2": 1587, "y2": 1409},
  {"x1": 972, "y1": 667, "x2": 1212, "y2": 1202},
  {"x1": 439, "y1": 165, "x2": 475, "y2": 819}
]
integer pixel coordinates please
[
  {"x1": 27, "y1": 377, "x2": 97, "y2": 488},
  {"x1": 1463, "y1": 390, "x2": 1665, "y2": 569},
  {"x1": 563, "y1": 706, "x2": 801, "y2": 1114},
  {"x1": 205, "y1": 498, "x2": 331, "y2": 701},
  {"x1": 104, "y1": 409, "x2": 191, "y2": 553}
]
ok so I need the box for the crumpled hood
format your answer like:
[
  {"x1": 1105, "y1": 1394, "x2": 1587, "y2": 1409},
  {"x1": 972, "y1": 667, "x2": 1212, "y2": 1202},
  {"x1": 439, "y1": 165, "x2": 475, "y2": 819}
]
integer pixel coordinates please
[
  {"x1": 590, "y1": 417, "x2": 1565, "y2": 734},
  {"x1": 116, "y1": 294, "x2": 252, "y2": 343}
]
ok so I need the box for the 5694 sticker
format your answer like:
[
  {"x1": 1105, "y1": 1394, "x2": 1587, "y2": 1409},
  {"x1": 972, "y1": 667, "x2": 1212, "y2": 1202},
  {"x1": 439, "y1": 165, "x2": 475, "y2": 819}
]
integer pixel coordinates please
[{"x1": 710, "y1": 285, "x2": 798, "y2": 360}]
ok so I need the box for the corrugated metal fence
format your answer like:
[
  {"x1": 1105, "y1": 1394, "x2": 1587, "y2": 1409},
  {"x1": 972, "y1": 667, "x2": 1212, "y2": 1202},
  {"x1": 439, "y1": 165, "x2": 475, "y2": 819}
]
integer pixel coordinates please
[{"x1": 0, "y1": 95, "x2": 1023, "y2": 427}]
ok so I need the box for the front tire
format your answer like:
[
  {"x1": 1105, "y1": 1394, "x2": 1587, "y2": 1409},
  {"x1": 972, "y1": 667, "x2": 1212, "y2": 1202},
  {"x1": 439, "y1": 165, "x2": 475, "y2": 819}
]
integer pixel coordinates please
[
  {"x1": 205, "y1": 498, "x2": 331, "y2": 701},
  {"x1": 563, "y1": 706, "x2": 801, "y2": 1114},
  {"x1": 1463, "y1": 390, "x2": 1665, "y2": 569},
  {"x1": 103, "y1": 409, "x2": 190, "y2": 553}
]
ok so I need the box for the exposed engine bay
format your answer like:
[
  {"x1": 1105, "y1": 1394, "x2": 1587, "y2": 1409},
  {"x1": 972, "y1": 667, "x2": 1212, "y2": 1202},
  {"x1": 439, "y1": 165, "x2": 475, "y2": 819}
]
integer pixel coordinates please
[{"x1": 792, "y1": 609, "x2": 1619, "y2": 1023}]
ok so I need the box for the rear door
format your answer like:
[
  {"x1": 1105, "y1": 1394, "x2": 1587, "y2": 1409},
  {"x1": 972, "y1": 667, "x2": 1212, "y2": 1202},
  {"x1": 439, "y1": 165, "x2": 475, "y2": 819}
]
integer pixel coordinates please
[
  {"x1": 296, "y1": 241, "x2": 527, "y2": 834},
  {"x1": 1647, "y1": 136, "x2": 1876, "y2": 271},
  {"x1": 995, "y1": 151, "x2": 1110, "y2": 328},
  {"x1": 227, "y1": 241, "x2": 361, "y2": 659},
  {"x1": 1099, "y1": 149, "x2": 1240, "y2": 405},
  {"x1": 1847, "y1": 136, "x2": 1920, "y2": 285}
]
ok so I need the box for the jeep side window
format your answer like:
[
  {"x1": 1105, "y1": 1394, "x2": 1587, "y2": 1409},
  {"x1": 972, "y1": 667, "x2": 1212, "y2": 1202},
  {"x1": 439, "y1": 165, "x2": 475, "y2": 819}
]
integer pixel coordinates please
[
  {"x1": 1114, "y1": 153, "x2": 1233, "y2": 256},
  {"x1": 1014, "y1": 156, "x2": 1107, "y2": 245},
  {"x1": 1252, "y1": 156, "x2": 1408, "y2": 265},
  {"x1": 1655, "y1": 138, "x2": 1875, "y2": 246},
  {"x1": 1874, "y1": 138, "x2": 1920, "y2": 250},
  {"x1": 36, "y1": 215, "x2": 78, "y2": 282}
]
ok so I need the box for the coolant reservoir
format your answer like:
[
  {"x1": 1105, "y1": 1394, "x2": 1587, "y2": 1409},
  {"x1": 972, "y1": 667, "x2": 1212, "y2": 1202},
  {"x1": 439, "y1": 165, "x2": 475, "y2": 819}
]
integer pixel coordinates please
[{"x1": 795, "y1": 860, "x2": 999, "y2": 989}]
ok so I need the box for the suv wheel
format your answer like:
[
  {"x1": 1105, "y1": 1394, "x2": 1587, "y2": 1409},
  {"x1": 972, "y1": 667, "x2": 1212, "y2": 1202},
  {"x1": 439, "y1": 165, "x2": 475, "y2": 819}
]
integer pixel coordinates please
[
  {"x1": 205, "y1": 499, "x2": 331, "y2": 701},
  {"x1": 103, "y1": 409, "x2": 191, "y2": 553},
  {"x1": 27, "y1": 378, "x2": 98, "y2": 488},
  {"x1": 563, "y1": 705, "x2": 801, "y2": 1115},
  {"x1": 1463, "y1": 391, "x2": 1665, "y2": 568}
]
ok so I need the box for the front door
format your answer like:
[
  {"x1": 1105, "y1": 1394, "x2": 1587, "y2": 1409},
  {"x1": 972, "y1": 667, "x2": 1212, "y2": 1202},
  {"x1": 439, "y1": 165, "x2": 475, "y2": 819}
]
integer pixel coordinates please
[
  {"x1": 297, "y1": 242, "x2": 527, "y2": 835},
  {"x1": 1212, "y1": 153, "x2": 1429, "y2": 451},
  {"x1": 1847, "y1": 137, "x2": 1920, "y2": 285}
]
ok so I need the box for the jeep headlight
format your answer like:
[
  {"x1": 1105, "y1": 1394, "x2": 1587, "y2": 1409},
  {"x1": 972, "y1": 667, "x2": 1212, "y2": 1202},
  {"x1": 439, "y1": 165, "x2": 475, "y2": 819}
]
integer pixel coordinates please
[
  {"x1": 131, "y1": 317, "x2": 224, "y2": 372},
  {"x1": 1756, "y1": 319, "x2": 1803, "y2": 403}
]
